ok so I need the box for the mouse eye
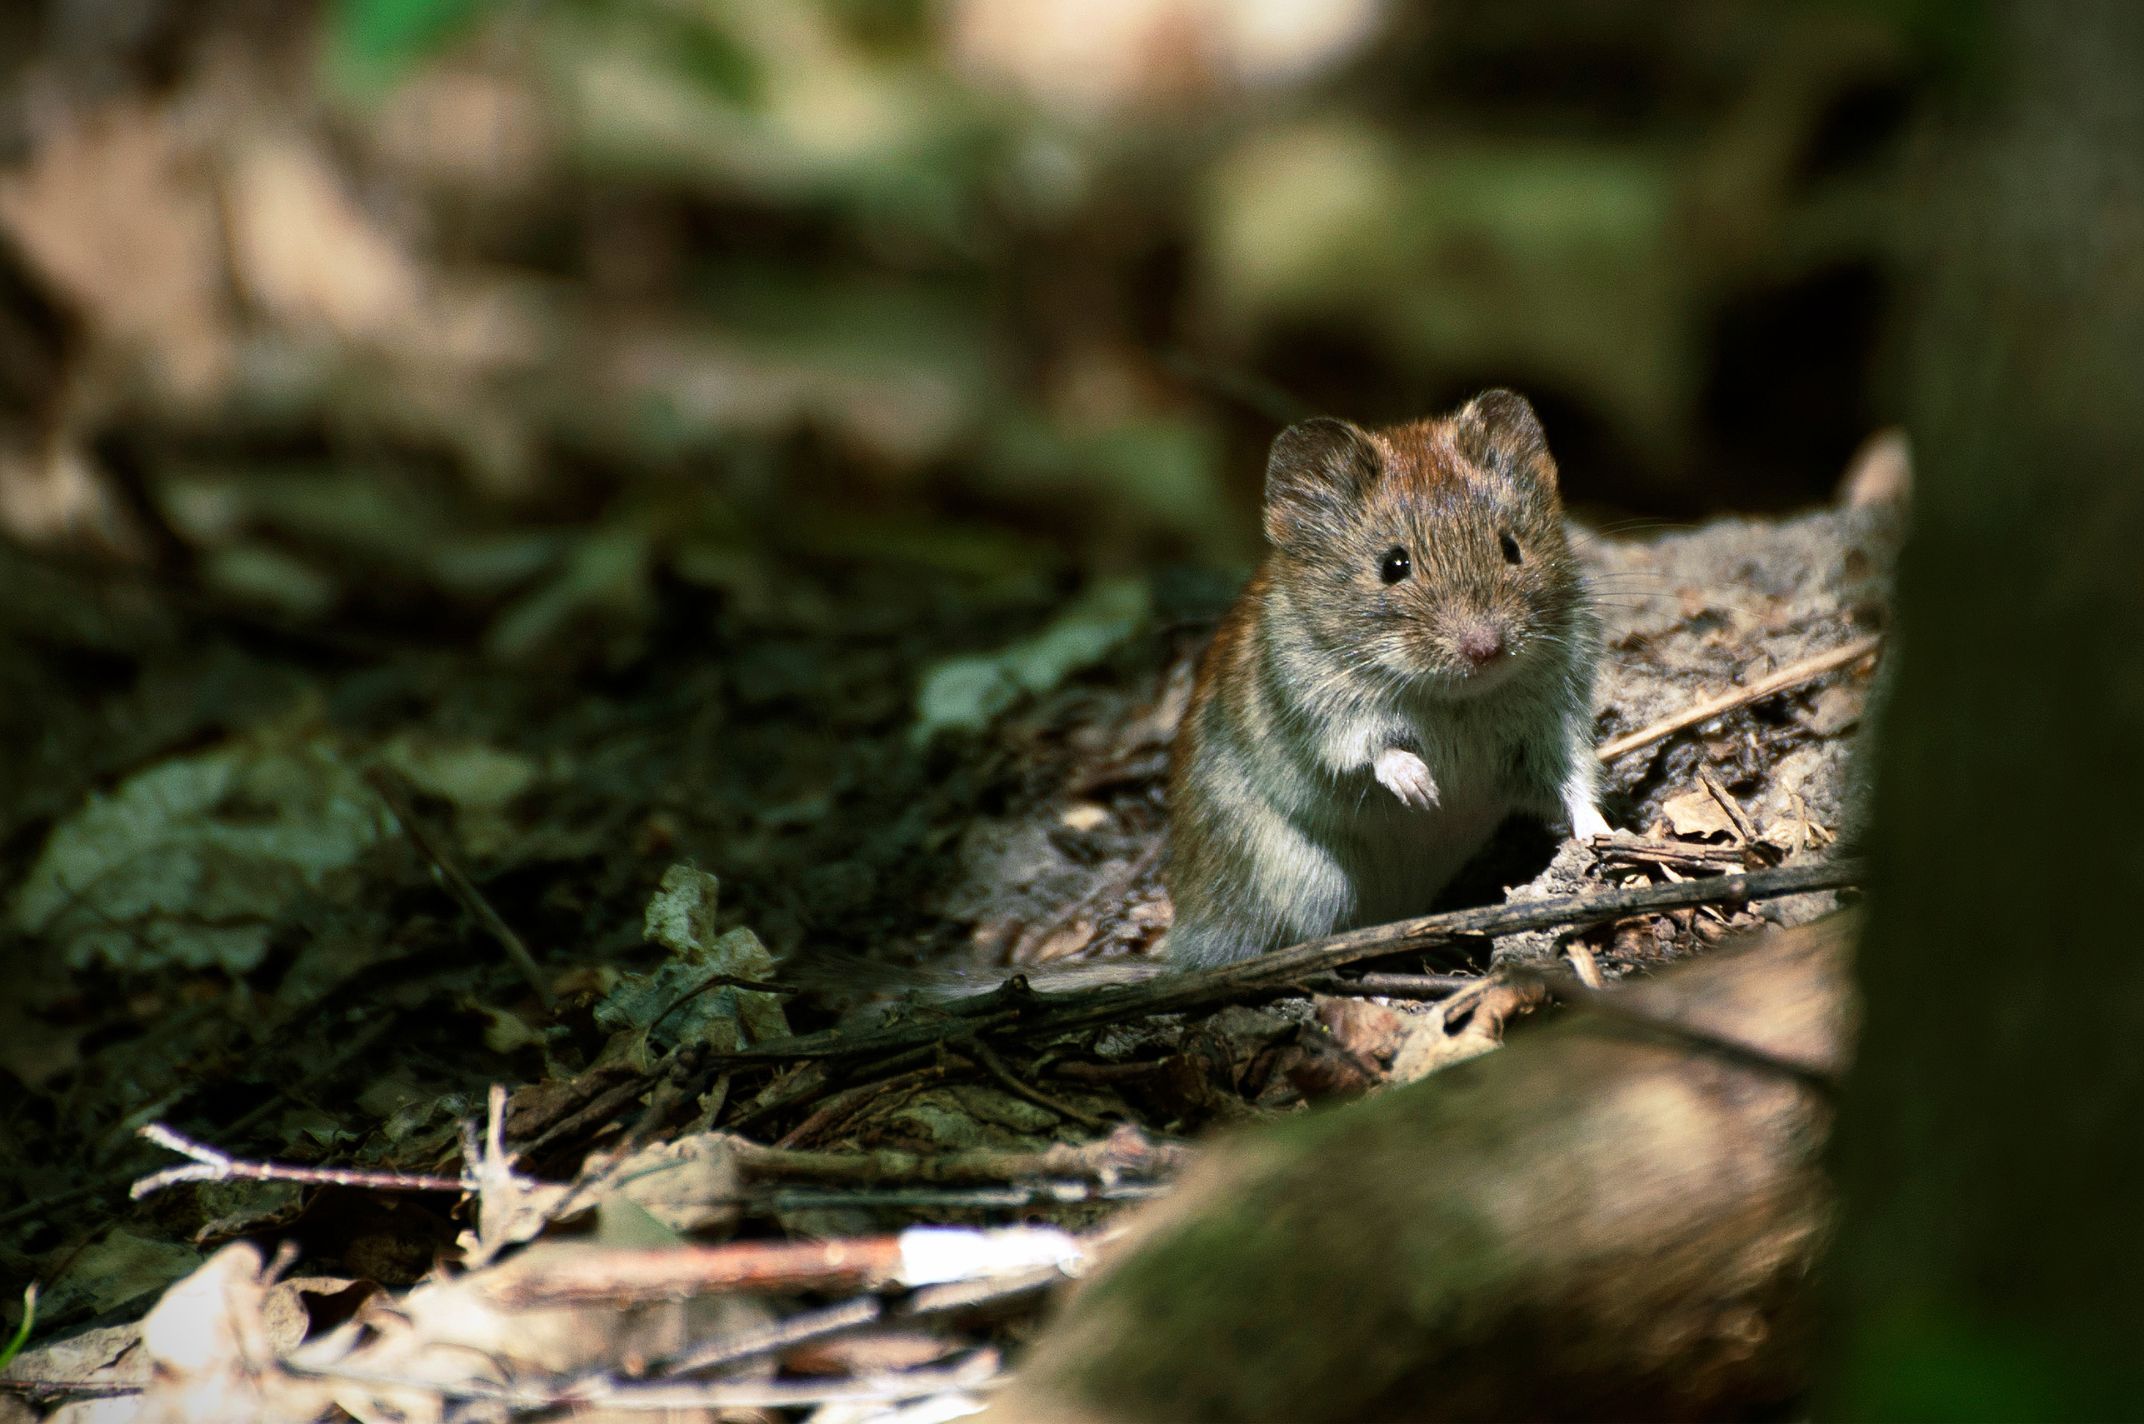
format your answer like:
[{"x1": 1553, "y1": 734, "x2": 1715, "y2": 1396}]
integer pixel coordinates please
[
  {"x1": 1499, "y1": 532, "x2": 1522, "y2": 565},
  {"x1": 1379, "y1": 547, "x2": 1412, "y2": 584}
]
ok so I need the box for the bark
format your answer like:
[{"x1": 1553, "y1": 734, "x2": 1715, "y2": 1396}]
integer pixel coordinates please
[
  {"x1": 984, "y1": 917, "x2": 1851, "y2": 1423},
  {"x1": 1820, "y1": 2, "x2": 2144, "y2": 1416}
]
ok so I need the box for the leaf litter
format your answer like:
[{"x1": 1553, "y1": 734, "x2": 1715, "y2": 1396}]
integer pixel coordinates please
[{"x1": 2, "y1": 471, "x2": 1897, "y2": 1418}]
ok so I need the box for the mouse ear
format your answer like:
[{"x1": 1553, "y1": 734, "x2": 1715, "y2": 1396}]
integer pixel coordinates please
[
  {"x1": 1264, "y1": 417, "x2": 1379, "y2": 553},
  {"x1": 1455, "y1": 389, "x2": 1556, "y2": 488}
]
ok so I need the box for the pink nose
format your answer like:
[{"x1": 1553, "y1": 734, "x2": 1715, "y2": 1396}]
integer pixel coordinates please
[{"x1": 1457, "y1": 625, "x2": 1505, "y2": 667}]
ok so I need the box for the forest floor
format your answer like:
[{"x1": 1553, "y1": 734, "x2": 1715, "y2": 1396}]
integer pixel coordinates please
[{"x1": 0, "y1": 479, "x2": 1896, "y2": 1419}]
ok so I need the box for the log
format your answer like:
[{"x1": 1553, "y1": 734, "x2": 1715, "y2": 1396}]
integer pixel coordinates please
[{"x1": 984, "y1": 917, "x2": 1852, "y2": 1423}]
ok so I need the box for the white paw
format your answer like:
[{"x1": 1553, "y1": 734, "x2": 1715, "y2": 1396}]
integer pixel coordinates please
[
  {"x1": 1375, "y1": 747, "x2": 1440, "y2": 810},
  {"x1": 1569, "y1": 801, "x2": 1612, "y2": 841}
]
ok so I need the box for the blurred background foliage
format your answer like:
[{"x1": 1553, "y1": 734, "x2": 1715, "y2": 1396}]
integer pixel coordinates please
[{"x1": 0, "y1": 0, "x2": 1919, "y2": 601}]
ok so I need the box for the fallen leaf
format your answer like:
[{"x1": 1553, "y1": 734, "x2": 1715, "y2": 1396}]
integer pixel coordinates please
[
  {"x1": 1386, "y1": 979, "x2": 1548, "y2": 1084},
  {"x1": 913, "y1": 577, "x2": 1151, "y2": 742},
  {"x1": 1801, "y1": 684, "x2": 1863, "y2": 737},
  {"x1": 1661, "y1": 786, "x2": 1738, "y2": 841},
  {"x1": 11, "y1": 717, "x2": 386, "y2": 973}
]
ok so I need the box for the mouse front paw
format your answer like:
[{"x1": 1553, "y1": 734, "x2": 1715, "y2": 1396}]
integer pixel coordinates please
[{"x1": 1374, "y1": 746, "x2": 1440, "y2": 810}]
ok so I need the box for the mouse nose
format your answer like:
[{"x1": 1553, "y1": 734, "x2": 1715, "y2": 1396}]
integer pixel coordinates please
[{"x1": 1457, "y1": 624, "x2": 1505, "y2": 668}]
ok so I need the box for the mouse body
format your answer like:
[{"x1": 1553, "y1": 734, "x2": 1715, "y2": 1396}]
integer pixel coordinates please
[{"x1": 1165, "y1": 390, "x2": 1609, "y2": 967}]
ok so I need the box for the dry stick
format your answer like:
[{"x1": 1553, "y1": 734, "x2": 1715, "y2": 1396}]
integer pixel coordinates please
[
  {"x1": 733, "y1": 1039, "x2": 976, "y2": 1136},
  {"x1": 489, "y1": 1225, "x2": 1085, "y2": 1307},
  {"x1": 1588, "y1": 836, "x2": 1752, "y2": 874},
  {"x1": 1596, "y1": 633, "x2": 1882, "y2": 762},
  {"x1": 131, "y1": 1123, "x2": 471, "y2": 1200},
  {"x1": 730, "y1": 1124, "x2": 1183, "y2": 1189},
  {"x1": 712, "y1": 859, "x2": 1861, "y2": 1066},
  {"x1": 1698, "y1": 768, "x2": 1760, "y2": 843},
  {"x1": 966, "y1": 1040, "x2": 1113, "y2": 1130},
  {"x1": 366, "y1": 766, "x2": 552, "y2": 1009},
  {"x1": 1305, "y1": 972, "x2": 1474, "y2": 1000},
  {"x1": 661, "y1": 1264, "x2": 1066, "y2": 1378},
  {"x1": 774, "y1": 1063, "x2": 961, "y2": 1150},
  {"x1": 753, "y1": 1182, "x2": 1169, "y2": 1213}
]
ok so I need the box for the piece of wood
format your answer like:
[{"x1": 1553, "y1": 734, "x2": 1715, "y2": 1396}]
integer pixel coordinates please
[
  {"x1": 984, "y1": 917, "x2": 1852, "y2": 1423},
  {"x1": 720, "y1": 859, "x2": 1858, "y2": 1066},
  {"x1": 1596, "y1": 635, "x2": 1880, "y2": 762},
  {"x1": 1823, "y1": 2, "x2": 2144, "y2": 1414}
]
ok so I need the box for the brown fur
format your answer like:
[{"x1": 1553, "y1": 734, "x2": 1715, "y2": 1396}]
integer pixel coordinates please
[{"x1": 1166, "y1": 391, "x2": 1604, "y2": 966}]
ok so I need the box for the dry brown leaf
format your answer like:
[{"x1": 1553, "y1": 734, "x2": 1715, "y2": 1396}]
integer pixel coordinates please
[
  {"x1": 0, "y1": 99, "x2": 233, "y2": 402},
  {"x1": 1386, "y1": 978, "x2": 1549, "y2": 1084},
  {"x1": 1802, "y1": 683, "x2": 1864, "y2": 737},
  {"x1": 226, "y1": 136, "x2": 425, "y2": 339},
  {"x1": 1315, "y1": 996, "x2": 1404, "y2": 1065},
  {"x1": 1661, "y1": 786, "x2": 1739, "y2": 840}
]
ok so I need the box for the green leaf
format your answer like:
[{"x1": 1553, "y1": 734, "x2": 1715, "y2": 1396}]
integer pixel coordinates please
[
  {"x1": 0, "y1": 1285, "x2": 34, "y2": 1372},
  {"x1": 332, "y1": 0, "x2": 489, "y2": 83}
]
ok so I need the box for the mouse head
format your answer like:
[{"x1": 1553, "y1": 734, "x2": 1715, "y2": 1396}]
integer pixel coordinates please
[{"x1": 1263, "y1": 389, "x2": 1581, "y2": 696}]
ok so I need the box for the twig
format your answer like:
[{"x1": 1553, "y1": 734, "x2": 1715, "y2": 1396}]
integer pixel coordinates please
[
  {"x1": 1304, "y1": 973, "x2": 1475, "y2": 1000},
  {"x1": 366, "y1": 766, "x2": 552, "y2": 1009},
  {"x1": 488, "y1": 1225, "x2": 1086, "y2": 1307},
  {"x1": 966, "y1": 1041, "x2": 1112, "y2": 1129},
  {"x1": 1588, "y1": 836, "x2": 1753, "y2": 874},
  {"x1": 130, "y1": 1123, "x2": 472, "y2": 1200},
  {"x1": 1596, "y1": 633, "x2": 1881, "y2": 762},
  {"x1": 774, "y1": 1062, "x2": 961, "y2": 1149},
  {"x1": 713, "y1": 860, "x2": 1862, "y2": 1065},
  {"x1": 647, "y1": 972, "x2": 798, "y2": 1044},
  {"x1": 733, "y1": 1039, "x2": 973, "y2": 1137},
  {"x1": 660, "y1": 1264, "x2": 1066, "y2": 1377},
  {"x1": 661, "y1": 1296, "x2": 885, "y2": 1375},
  {"x1": 732, "y1": 1123, "x2": 1183, "y2": 1189},
  {"x1": 1698, "y1": 769, "x2": 1760, "y2": 843},
  {"x1": 753, "y1": 1182, "x2": 1170, "y2": 1213}
]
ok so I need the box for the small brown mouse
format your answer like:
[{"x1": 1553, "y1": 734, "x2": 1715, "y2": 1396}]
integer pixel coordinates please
[{"x1": 1165, "y1": 390, "x2": 1609, "y2": 967}]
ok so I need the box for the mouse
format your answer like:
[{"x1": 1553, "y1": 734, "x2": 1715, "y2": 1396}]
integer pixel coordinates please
[{"x1": 1164, "y1": 389, "x2": 1610, "y2": 967}]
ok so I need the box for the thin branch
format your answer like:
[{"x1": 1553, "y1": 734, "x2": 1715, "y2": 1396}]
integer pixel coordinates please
[
  {"x1": 1698, "y1": 768, "x2": 1760, "y2": 843},
  {"x1": 1304, "y1": 972, "x2": 1475, "y2": 999},
  {"x1": 367, "y1": 765, "x2": 552, "y2": 1009},
  {"x1": 488, "y1": 1225, "x2": 1087, "y2": 1307},
  {"x1": 714, "y1": 859, "x2": 1861, "y2": 1065},
  {"x1": 731, "y1": 1123, "x2": 1184, "y2": 1188},
  {"x1": 966, "y1": 1040, "x2": 1113, "y2": 1129},
  {"x1": 131, "y1": 1123, "x2": 472, "y2": 1200},
  {"x1": 753, "y1": 1182, "x2": 1170, "y2": 1213},
  {"x1": 1597, "y1": 633, "x2": 1881, "y2": 762},
  {"x1": 659, "y1": 1263, "x2": 1066, "y2": 1377},
  {"x1": 1588, "y1": 836, "x2": 1755, "y2": 874},
  {"x1": 773, "y1": 1062, "x2": 961, "y2": 1149}
]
